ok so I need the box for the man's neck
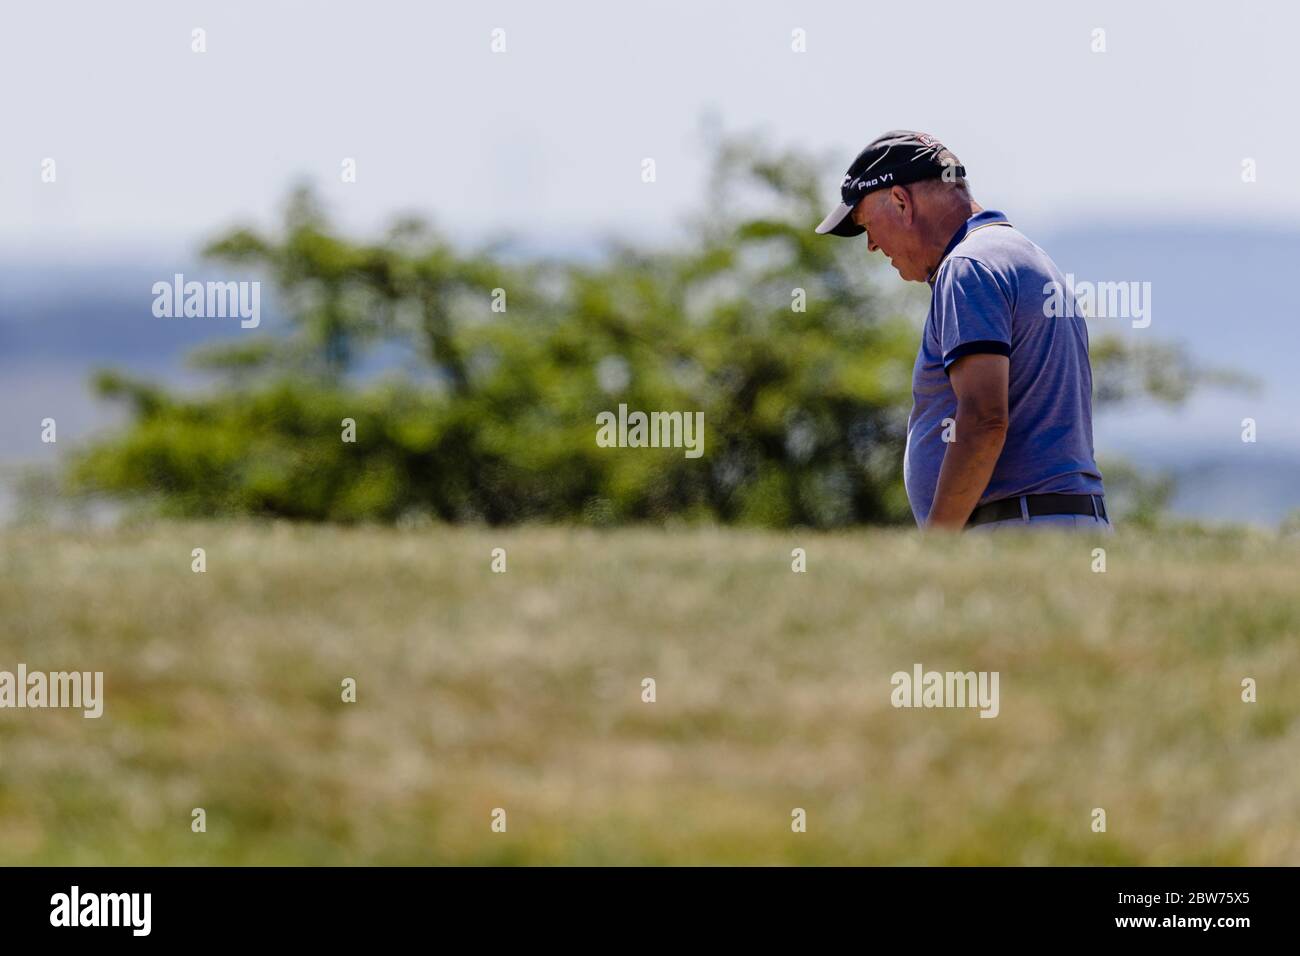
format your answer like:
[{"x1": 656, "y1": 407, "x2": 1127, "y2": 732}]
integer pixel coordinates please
[{"x1": 925, "y1": 200, "x2": 985, "y2": 276}]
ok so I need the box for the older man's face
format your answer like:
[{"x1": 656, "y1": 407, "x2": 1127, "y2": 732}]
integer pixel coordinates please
[{"x1": 851, "y1": 188, "x2": 929, "y2": 282}]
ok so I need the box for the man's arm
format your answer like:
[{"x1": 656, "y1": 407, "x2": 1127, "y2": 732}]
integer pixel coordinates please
[{"x1": 926, "y1": 353, "x2": 1010, "y2": 530}]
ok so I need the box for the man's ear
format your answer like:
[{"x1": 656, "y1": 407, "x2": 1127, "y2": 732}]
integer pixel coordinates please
[{"x1": 891, "y1": 185, "x2": 914, "y2": 225}]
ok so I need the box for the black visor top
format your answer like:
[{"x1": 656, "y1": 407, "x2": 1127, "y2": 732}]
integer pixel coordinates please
[{"x1": 815, "y1": 130, "x2": 965, "y2": 237}]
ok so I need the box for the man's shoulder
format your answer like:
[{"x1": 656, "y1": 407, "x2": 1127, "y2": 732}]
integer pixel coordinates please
[{"x1": 941, "y1": 224, "x2": 1059, "y2": 288}]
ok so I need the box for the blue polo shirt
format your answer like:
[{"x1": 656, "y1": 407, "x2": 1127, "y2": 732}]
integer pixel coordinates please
[{"x1": 903, "y1": 210, "x2": 1104, "y2": 525}]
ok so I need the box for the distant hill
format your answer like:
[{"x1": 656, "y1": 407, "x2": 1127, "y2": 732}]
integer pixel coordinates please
[
  {"x1": 2, "y1": 223, "x2": 1298, "y2": 524},
  {"x1": 1161, "y1": 452, "x2": 1300, "y2": 526},
  {"x1": 1042, "y1": 221, "x2": 1300, "y2": 526}
]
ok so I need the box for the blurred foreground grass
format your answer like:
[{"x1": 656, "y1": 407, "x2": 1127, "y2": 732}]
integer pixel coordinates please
[{"x1": 1, "y1": 521, "x2": 1297, "y2": 865}]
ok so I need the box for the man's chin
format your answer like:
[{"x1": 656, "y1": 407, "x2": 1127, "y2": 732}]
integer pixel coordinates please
[{"x1": 883, "y1": 256, "x2": 920, "y2": 282}]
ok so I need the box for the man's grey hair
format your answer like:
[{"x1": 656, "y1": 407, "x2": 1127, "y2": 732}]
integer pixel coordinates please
[{"x1": 914, "y1": 175, "x2": 971, "y2": 198}]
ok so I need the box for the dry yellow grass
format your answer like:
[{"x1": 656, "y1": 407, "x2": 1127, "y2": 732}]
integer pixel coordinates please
[{"x1": 0, "y1": 520, "x2": 1297, "y2": 864}]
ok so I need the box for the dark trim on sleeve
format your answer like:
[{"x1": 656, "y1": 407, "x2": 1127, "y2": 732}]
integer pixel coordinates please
[{"x1": 942, "y1": 339, "x2": 1010, "y2": 374}]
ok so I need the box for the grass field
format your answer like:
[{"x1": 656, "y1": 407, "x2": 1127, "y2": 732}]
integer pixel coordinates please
[{"x1": 1, "y1": 521, "x2": 1297, "y2": 865}]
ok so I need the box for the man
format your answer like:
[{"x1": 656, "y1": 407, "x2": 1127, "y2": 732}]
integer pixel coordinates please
[{"x1": 816, "y1": 130, "x2": 1109, "y2": 532}]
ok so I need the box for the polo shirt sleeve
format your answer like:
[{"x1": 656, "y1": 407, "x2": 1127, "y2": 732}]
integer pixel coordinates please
[{"x1": 931, "y1": 256, "x2": 1013, "y2": 373}]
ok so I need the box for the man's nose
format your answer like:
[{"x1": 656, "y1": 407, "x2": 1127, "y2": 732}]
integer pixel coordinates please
[{"x1": 866, "y1": 235, "x2": 879, "y2": 253}]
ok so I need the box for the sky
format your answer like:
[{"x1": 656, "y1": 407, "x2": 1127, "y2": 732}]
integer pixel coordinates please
[
  {"x1": 2, "y1": 0, "x2": 1297, "y2": 251},
  {"x1": 2, "y1": 0, "x2": 1298, "y2": 523}
]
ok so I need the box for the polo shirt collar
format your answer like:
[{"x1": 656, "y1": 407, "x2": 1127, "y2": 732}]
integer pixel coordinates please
[{"x1": 928, "y1": 210, "x2": 1010, "y2": 285}]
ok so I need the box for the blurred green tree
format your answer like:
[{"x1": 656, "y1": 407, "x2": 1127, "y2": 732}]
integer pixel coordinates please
[{"x1": 68, "y1": 137, "x2": 1239, "y2": 527}]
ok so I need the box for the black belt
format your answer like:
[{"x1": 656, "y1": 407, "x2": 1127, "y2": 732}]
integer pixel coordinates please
[{"x1": 966, "y1": 493, "x2": 1106, "y2": 528}]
